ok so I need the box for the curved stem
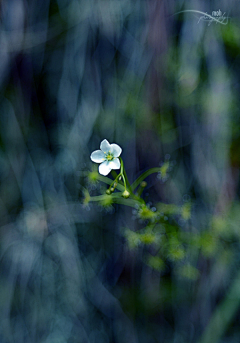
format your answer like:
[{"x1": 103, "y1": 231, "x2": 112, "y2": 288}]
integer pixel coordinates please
[
  {"x1": 119, "y1": 158, "x2": 145, "y2": 202},
  {"x1": 88, "y1": 194, "x2": 139, "y2": 208},
  {"x1": 119, "y1": 157, "x2": 127, "y2": 191},
  {"x1": 131, "y1": 168, "x2": 162, "y2": 191},
  {"x1": 97, "y1": 174, "x2": 125, "y2": 191}
]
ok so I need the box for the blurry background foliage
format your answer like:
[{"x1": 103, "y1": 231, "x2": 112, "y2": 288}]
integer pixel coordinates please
[{"x1": 0, "y1": 0, "x2": 240, "y2": 342}]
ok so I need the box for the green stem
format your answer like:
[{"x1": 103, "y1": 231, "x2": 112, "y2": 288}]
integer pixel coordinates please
[
  {"x1": 113, "y1": 197, "x2": 140, "y2": 208},
  {"x1": 119, "y1": 158, "x2": 142, "y2": 202},
  {"x1": 119, "y1": 157, "x2": 127, "y2": 191},
  {"x1": 97, "y1": 174, "x2": 125, "y2": 191},
  {"x1": 88, "y1": 194, "x2": 139, "y2": 208},
  {"x1": 131, "y1": 168, "x2": 162, "y2": 191},
  {"x1": 123, "y1": 167, "x2": 132, "y2": 191},
  {"x1": 136, "y1": 182, "x2": 147, "y2": 197},
  {"x1": 111, "y1": 170, "x2": 118, "y2": 179},
  {"x1": 108, "y1": 172, "x2": 121, "y2": 189}
]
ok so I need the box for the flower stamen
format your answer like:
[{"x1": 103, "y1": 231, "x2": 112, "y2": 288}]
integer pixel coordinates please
[{"x1": 105, "y1": 153, "x2": 114, "y2": 161}]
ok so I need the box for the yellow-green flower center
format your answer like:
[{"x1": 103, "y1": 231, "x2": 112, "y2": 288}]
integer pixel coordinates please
[{"x1": 106, "y1": 152, "x2": 114, "y2": 161}]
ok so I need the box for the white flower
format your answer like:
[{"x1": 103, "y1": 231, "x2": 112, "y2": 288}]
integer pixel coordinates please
[{"x1": 90, "y1": 139, "x2": 122, "y2": 176}]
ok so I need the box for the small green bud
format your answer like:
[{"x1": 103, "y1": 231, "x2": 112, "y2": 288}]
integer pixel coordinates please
[
  {"x1": 140, "y1": 181, "x2": 147, "y2": 188},
  {"x1": 122, "y1": 190, "x2": 130, "y2": 198},
  {"x1": 119, "y1": 176, "x2": 122, "y2": 181},
  {"x1": 113, "y1": 182, "x2": 117, "y2": 188},
  {"x1": 110, "y1": 187, "x2": 115, "y2": 192},
  {"x1": 83, "y1": 190, "x2": 91, "y2": 205},
  {"x1": 106, "y1": 189, "x2": 111, "y2": 195},
  {"x1": 88, "y1": 171, "x2": 99, "y2": 184}
]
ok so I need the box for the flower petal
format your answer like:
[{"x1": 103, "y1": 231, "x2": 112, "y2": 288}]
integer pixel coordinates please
[
  {"x1": 99, "y1": 161, "x2": 112, "y2": 176},
  {"x1": 110, "y1": 144, "x2": 122, "y2": 157},
  {"x1": 109, "y1": 158, "x2": 120, "y2": 170},
  {"x1": 90, "y1": 150, "x2": 105, "y2": 163},
  {"x1": 100, "y1": 139, "x2": 111, "y2": 153}
]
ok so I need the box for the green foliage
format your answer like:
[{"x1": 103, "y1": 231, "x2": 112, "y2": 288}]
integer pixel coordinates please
[
  {"x1": 177, "y1": 264, "x2": 199, "y2": 280},
  {"x1": 88, "y1": 171, "x2": 99, "y2": 185},
  {"x1": 147, "y1": 255, "x2": 165, "y2": 271},
  {"x1": 125, "y1": 229, "x2": 141, "y2": 249},
  {"x1": 84, "y1": 156, "x2": 195, "y2": 278},
  {"x1": 181, "y1": 201, "x2": 192, "y2": 220},
  {"x1": 137, "y1": 204, "x2": 159, "y2": 222}
]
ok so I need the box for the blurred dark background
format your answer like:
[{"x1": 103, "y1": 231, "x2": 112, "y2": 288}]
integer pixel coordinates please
[{"x1": 1, "y1": 0, "x2": 240, "y2": 342}]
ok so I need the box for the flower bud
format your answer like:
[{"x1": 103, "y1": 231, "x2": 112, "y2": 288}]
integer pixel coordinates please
[
  {"x1": 106, "y1": 189, "x2": 111, "y2": 195},
  {"x1": 122, "y1": 190, "x2": 130, "y2": 198}
]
